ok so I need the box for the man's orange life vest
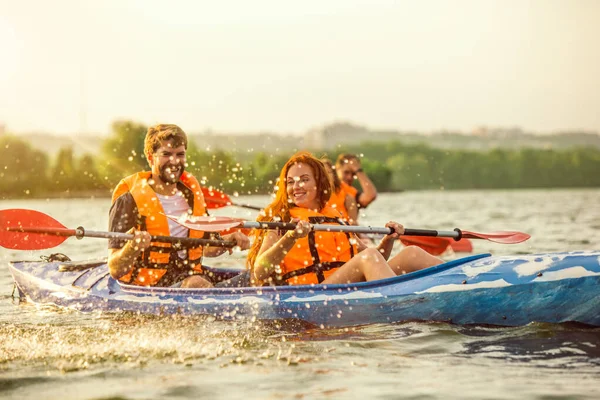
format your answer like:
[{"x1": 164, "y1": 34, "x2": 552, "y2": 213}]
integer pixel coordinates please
[
  {"x1": 340, "y1": 182, "x2": 358, "y2": 200},
  {"x1": 279, "y1": 207, "x2": 358, "y2": 285},
  {"x1": 111, "y1": 171, "x2": 207, "y2": 286}
]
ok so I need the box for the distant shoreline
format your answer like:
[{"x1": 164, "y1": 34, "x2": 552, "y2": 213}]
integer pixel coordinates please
[
  {"x1": 3, "y1": 186, "x2": 600, "y2": 202},
  {"x1": 1, "y1": 190, "x2": 113, "y2": 201}
]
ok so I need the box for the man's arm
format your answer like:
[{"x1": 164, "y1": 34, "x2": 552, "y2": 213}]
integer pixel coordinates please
[
  {"x1": 106, "y1": 193, "x2": 148, "y2": 279},
  {"x1": 344, "y1": 194, "x2": 359, "y2": 225},
  {"x1": 353, "y1": 162, "x2": 377, "y2": 208},
  {"x1": 203, "y1": 231, "x2": 251, "y2": 257},
  {"x1": 108, "y1": 230, "x2": 151, "y2": 279}
]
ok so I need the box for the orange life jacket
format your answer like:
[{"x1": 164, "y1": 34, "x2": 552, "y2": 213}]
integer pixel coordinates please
[
  {"x1": 111, "y1": 171, "x2": 207, "y2": 286},
  {"x1": 325, "y1": 188, "x2": 350, "y2": 221},
  {"x1": 279, "y1": 207, "x2": 358, "y2": 285},
  {"x1": 340, "y1": 182, "x2": 358, "y2": 200}
]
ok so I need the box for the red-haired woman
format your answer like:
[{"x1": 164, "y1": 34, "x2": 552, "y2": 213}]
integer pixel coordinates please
[{"x1": 247, "y1": 152, "x2": 442, "y2": 286}]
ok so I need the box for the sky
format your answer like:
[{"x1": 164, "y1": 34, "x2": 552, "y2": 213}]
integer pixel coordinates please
[{"x1": 1, "y1": 0, "x2": 599, "y2": 136}]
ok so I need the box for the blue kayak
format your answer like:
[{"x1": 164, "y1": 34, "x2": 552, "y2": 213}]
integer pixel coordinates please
[{"x1": 8, "y1": 251, "x2": 600, "y2": 327}]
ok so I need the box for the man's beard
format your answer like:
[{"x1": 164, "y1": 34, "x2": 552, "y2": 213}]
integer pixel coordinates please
[{"x1": 159, "y1": 163, "x2": 184, "y2": 184}]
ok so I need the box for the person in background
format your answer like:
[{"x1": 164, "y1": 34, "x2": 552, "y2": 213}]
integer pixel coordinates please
[
  {"x1": 107, "y1": 124, "x2": 250, "y2": 288},
  {"x1": 335, "y1": 153, "x2": 378, "y2": 210},
  {"x1": 247, "y1": 151, "x2": 442, "y2": 286},
  {"x1": 321, "y1": 158, "x2": 358, "y2": 224}
]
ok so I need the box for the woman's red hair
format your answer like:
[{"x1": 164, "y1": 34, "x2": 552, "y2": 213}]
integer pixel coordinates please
[{"x1": 246, "y1": 151, "x2": 333, "y2": 270}]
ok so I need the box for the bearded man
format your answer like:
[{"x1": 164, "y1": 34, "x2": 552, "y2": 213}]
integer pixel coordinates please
[{"x1": 107, "y1": 124, "x2": 249, "y2": 288}]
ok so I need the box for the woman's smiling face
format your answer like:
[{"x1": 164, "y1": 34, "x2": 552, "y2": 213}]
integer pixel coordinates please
[{"x1": 286, "y1": 162, "x2": 319, "y2": 210}]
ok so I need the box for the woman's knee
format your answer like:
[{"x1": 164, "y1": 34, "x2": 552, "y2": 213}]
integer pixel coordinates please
[
  {"x1": 181, "y1": 275, "x2": 213, "y2": 288},
  {"x1": 401, "y1": 245, "x2": 429, "y2": 259},
  {"x1": 398, "y1": 245, "x2": 443, "y2": 268},
  {"x1": 359, "y1": 247, "x2": 387, "y2": 262}
]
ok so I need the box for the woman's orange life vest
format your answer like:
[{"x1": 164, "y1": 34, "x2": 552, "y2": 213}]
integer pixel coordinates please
[
  {"x1": 111, "y1": 171, "x2": 207, "y2": 286},
  {"x1": 325, "y1": 188, "x2": 350, "y2": 221},
  {"x1": 279, "y1": 207, "x2": 358, "y2": 285}
]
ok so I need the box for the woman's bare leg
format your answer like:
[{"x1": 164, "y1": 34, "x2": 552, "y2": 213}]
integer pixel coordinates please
[
  {"x1": 323, "y1": 248, "x2": 396, "y2": 284},
  {"x1": 181, "y1": 275, "x2": 213, "y2": 288},
  {"x1": 387, "y1": 245, "x2": 444, "y2": 275}
]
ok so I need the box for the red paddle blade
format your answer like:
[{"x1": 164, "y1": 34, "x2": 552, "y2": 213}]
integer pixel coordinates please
[
  {"x1": 201, "y1": 187, "x2": 232, "y2": 209},
  {"x1": 462, "y1": 230, "x2": 530, "y2": 244},
  {"x1": 450, "y1": 238, "x2": 473, "y2": 253},
  {"x1": 218, "y1": 217, "x2": 253, "y2": 236},
  {"x1": 400, "y1": 236, "x2": 451, "y2": 256},
  {"x1": 0, "y1": 209, "x2": 70, "y2": 250},
  {"x1": 220, "y1": 226, "x2": 253, "y2": 236},
  {"x1": 166, "y1": 215, "x2": 244, "y2": 232}
]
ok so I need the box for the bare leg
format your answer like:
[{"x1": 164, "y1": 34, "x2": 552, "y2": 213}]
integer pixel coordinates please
[
  {"x1": 388, "y1": 245, "x2": 443, "y2": 275},
  {"x1": 180, "y1": 275, "x2": 213, "y2": 288},
  {"x1": 323, "y1": 248, "x2": 396, "y2": 284}
]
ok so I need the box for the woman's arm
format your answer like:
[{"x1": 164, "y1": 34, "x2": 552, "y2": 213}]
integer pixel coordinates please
[
  {"x1": 253, "y1": 220, "x2": 311, "y2": 282},
  {"x1": 375, "y1": 222, "x2": 404, "y2": 260},
  {"x1": 203, "y1": 232, "x2": 251, "y2": 257},
  {"x1": 253, "y1": 230, "x2": 296, "y2": 282}
]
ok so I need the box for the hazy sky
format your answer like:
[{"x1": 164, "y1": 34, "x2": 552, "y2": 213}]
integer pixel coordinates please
[{"x1": 1, "y1": 0, "x2": 599, "y2": 136}]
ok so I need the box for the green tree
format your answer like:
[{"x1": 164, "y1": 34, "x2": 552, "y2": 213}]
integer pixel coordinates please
[
  {"x1": 0, "y1": 135, "x2": 49, "y2": 198},
  {"x1": 50, "y1": 147, "x2": 76, "y2": 191},
  {"x1": 99, "y1": 120, "x2": 148, "y2": 186},
  {"x1": 75, "y1": 153, "x2": 107, "y2": 192}
]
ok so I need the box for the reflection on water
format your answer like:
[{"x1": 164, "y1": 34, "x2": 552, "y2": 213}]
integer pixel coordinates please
[{"x1": 1, "y1": 189, "x2": 599, "y2": 399}]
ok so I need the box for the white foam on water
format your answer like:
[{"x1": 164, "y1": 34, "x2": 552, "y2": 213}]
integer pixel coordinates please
[{"x1": 49, "y1": 291, "x2": 69, "y2": 299}]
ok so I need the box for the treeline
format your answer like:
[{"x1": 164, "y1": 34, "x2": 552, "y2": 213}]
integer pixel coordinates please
[
  {"x1": 332, "y1": 142, "x2": 600, "y2": 191},
  {"x1": 2, "y1": 121, "x2": 600, "y2": 199}
]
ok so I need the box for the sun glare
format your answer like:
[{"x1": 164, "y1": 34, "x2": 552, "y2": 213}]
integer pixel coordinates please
[{"x1": 0, "y1": 19, "x2": 19, "y2": 84}]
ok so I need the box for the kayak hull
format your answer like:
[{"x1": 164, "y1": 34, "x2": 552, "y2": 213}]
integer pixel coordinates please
[{"x1": 8, "y1": 251, "x2": 600, "y2": 327}]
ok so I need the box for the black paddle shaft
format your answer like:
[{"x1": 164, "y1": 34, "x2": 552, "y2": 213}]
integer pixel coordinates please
[
  {"x1": 75, "y1": 228, "x2": 237, "y2": 248},
  {"x1": 240, "y1": 222, "x2": 463, "y2": 240}
]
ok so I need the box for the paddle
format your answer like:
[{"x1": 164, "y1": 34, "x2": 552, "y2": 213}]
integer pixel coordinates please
[
  {"x1": 400, "y1": 236, "x2": 452, "y2": 255},
  {"x1": 201, "y1": 187, "x2": 472, "y2": 254},
  {"x1": 201, "y1": 187, "x2": 262, "y2": 211},
  {"x1": 449, "y1": 238, "x2": 473, "y2": 253},
  {"x1": 166, "y1": 215, "x2": 531, "y2": 244},
  {"x1": 0, "y1": 209, "x2": 236, "y2": 251}
]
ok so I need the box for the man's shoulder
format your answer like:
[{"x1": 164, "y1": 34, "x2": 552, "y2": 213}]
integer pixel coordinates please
[
  {"x1": 341, "y1": 182, "x2": 358, "y2": 196},
  {"x1": 111, "y1": 171, "x2": 151, "y2": 202},
  {"x1": 110, "y1": 191, "x2": 138, "y2": 219},
  {"x1": 108, "y1": 191, "x2": 139, "y2": 248},
  {"x1": 112, "y1": 190, "x2": 136, "y2": 206}
]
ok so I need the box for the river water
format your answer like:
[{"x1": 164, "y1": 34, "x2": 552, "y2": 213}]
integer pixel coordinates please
[{"x1": 1, "y1": 189, "x2": 599, "y2": 399}]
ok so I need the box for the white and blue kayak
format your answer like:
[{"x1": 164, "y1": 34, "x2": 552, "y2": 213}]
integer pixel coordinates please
[{"x1": 8, "y1": 251, "x2": 600, "y2": 328}]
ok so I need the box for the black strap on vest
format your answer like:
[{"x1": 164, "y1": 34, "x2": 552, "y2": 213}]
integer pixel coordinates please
[
  {"x1": 125, "y1": 215, "x2": 212, "y2": 285},
  {"x1": 279, "y1": 216, "x2": 355, "y2": 284}
]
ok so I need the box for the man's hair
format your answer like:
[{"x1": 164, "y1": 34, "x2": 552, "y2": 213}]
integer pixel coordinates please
[
  {"x1": 144, "y1": 124, "x2": 188, "y2": 159},
  {"x1": 335, "y1": 153, "x2": 359, "y2": 168}
]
